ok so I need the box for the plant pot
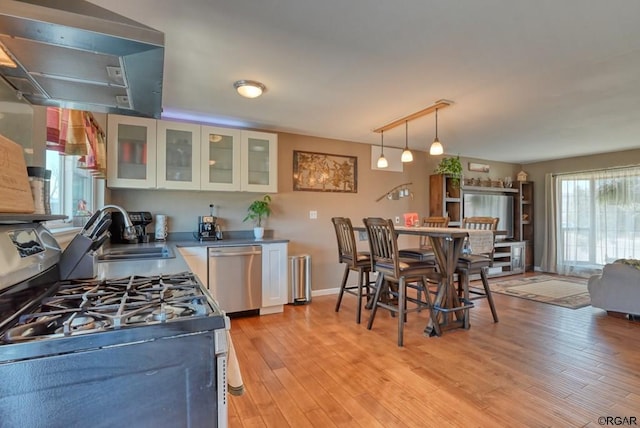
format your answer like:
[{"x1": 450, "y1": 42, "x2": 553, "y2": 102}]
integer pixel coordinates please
[{"x1": 253, "y1": 227, "x2": 264, "y2": 240}]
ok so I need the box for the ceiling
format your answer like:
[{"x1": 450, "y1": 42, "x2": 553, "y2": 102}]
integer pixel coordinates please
[{"x1": 87, "y1": 0, "x2": 640, "y2": 164}]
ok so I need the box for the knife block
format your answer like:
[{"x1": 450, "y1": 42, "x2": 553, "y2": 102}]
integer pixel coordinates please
[{"x1": 59, "y1": 233, "x2": 97, "y2": 280}]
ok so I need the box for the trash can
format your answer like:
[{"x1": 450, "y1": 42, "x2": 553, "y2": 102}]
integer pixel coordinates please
[{"x1": 289, "y1": 254, "x2": 311, "y2": 305}]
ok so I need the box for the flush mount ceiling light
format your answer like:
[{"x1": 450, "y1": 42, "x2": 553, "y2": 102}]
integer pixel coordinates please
[
  {"x1": 374, "y1": 99, "x2": 452, "y2": 158},
  {"x1": 401, "y1": 120, "x2": 413, "y2": 162},
  {"x1": 233, "y1": 80, "x2": 266, "y2": 98},
  {"x1": 377, "y1": 130, "x2": 388, "y2": 168},
  {"x1": 429, "y1": 108, "x2": 444, "y2": 156}
]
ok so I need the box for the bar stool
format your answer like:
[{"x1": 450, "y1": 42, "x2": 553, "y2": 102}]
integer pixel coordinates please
[
  {"x1": 331, "y1": 217, "x2": 375, "y2": 324},
  {"x1": 455, "y1": 217, "x2": 499, "y2": 323},
  {"x1": 398, "y1": 216, "x2": 450, "y2": 261},
  {"x1": 363, "y1": 217, "x2": 441, "y2": 346}
]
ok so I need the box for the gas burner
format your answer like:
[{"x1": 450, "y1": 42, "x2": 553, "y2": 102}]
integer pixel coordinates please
[{"x1": 1, "y1": 272, "x2": 211, "y2": 343}]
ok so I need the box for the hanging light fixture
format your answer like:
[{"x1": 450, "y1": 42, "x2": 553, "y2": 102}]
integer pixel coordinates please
[
  {"x1": 377, "y1": 130, "x2": 388, "y2": 168},
  {"x1": 233, "y1": 80, "x2": 266, "y2": 98},
  {"x1": 430, "y1": 108, "x2": 444, "y2": 155},
  {"x1": 401, "y1": 120, "x2": 413, "y2": 162}
]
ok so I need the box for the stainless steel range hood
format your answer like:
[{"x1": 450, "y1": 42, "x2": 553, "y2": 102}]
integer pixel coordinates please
[{"x1": 0, "y1": 0, "x2": 164, "y2": 118}]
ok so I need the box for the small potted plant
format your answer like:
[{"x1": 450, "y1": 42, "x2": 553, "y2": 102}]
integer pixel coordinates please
[
  {"x1": 243, "y1": 195, "x2": 272, "y2": 239},
  {"x1": 434, "y1": 155, "x2": 463, "y2": 188}
]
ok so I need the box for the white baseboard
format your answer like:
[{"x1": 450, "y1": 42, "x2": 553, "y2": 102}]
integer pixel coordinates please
[{"x1": 312, "y1": 287, "x2": 339, "y2": 297}]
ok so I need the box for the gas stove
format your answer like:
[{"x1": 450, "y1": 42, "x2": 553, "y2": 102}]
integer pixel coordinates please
[
  {"x1": 0, "y1": 222, "x2": 230, "y2": 427},
  {"x1": 2, "y1": 272, "x2": 213, "y2": 344}
]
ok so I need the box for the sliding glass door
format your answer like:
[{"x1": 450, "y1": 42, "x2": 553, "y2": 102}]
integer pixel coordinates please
[{"x1": 557, "y1": 167, "x2": 640, "y2": 274}]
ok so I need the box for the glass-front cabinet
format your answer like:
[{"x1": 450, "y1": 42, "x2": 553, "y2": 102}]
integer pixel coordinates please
[
  {"x1": 157, "y1": 120, "x2": 201, "y2": 190},
  {"x1": 106, "y1": 115, "x2": 278, "y2": 192},
  {"x1": 200, "y1": 126, "x2": 242, "y2": 191},
  {"x1": 107, "y1": 115, "x2": 157, "y2": 188},
  {"x1": 241, "y1": 130, "x2": 278, "y2": 193}
]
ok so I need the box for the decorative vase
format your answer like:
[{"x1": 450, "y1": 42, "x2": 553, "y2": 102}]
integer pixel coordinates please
[{"x1": 254, "y1": 227, "x2": 264, "y2": 240}]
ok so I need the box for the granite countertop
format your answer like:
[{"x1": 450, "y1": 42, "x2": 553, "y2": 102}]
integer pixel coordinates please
[{"x1": 95, "y1": 237, "x2": 289, "y2": 279}]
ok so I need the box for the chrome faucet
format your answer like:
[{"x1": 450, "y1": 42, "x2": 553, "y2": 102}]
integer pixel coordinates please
[{"x1": 102, "y1": 204, "x2": 138, "y2": 241}]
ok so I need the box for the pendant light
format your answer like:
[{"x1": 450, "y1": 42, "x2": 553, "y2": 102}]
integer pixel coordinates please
[
  {"x1": 429, "y1": 108, "x2": 444, "y2": 156},
  {"x1": 377, "y1": 130, "x2": 388, "y2": 168},
  {"x1": 401, "y1": 120, "x2": 413, "y2": 162}
]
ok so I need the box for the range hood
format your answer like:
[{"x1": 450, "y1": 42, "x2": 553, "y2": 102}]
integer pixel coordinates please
[{"x1": 0, "y1": 0, "x2": 164, "y2": 118}]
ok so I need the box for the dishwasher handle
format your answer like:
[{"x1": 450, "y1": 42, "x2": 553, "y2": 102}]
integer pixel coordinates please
[{"x1": 207, "y1": 246, "x2": 262, "y2": 257}]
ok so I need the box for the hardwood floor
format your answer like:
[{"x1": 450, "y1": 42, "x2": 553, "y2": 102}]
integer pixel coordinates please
[{"x1": 228, "y1": 278, "x2": 640, "y2": 427}]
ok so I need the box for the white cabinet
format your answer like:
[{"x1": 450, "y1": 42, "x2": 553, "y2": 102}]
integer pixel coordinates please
[
  {"x1": 261, "y1": 242, "x2": 288, "y2": 312},
  {"x1": 241, "y1": 131, "x2": 278, "y2": 193},
  {"x1": 200, "y1": 126, "x2": 242, "y2": 191},
  {"x1": 107, "y1": 115, "x2": 157, "y2": 188},
  {"x1": 107, "y1": 115, "x2": 278, "y2": 192},
  {"x1": 201, "y1": 128, "x2": 278, "y2": 192},
  {"x1": 157, "y1": 120, "x2": 202, "y2": 190}
]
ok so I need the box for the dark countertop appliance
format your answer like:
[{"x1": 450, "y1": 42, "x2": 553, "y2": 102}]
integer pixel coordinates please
[
  {"x1": 110, "y1": 210, "x2": 153, "y2": 244},
  {"x1": 0, "y1": 222, "x2": 230, "y2": 427}
]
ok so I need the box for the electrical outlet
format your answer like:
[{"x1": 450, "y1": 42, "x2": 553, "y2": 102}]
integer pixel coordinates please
[
  {"x1": 309, "y1": 210, "x2": 318, "y2": 220},
  {"x1": 395, "y1": 216, "x2": 400, "y2": 224}
]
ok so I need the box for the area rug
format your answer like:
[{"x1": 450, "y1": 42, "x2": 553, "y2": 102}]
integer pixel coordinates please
[{"x1": 473, "y1": 275, "x2": 591, "y2": 309}]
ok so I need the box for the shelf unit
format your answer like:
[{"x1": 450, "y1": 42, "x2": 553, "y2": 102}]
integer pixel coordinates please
[
  {"x1": 488, "y1": 241, "x2": 526, "y2": 277},
  {"x1": 429, "y1": 174, "x2": 462, "y2": 226},
  {"x1": 514, "y1": 181, "x2": 534, "y2": 271}
]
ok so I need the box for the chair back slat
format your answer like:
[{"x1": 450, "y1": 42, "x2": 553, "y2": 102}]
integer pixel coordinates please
[
  {"x1": 461, "y1": 217, "x2": 499, "y2": 231},
  {"x1": 363, "y1": 217, "x2": 399, "y2": 278},
  {"x1": 419, "y1": 216, "x2": 450, "y2": 248},
  {"x1": 331, "y1": 217, "x2": 358, "y2": 266},
  {"x1": 422, "y1": 216, "x2": 450, "y2": 228}
]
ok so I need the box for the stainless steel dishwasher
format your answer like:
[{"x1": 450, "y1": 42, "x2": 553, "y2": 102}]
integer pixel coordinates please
[{"x1": 207, "y1": 245, "x2": 262, "y2": 315}]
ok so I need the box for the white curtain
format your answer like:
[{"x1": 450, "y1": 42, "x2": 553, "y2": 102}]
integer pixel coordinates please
[
  {"x1": 554, "y1": 166, "x2": 640, "y2": 276},
  {"x1": 540, "y1": 173, "x2": 557, "y2": 272}
]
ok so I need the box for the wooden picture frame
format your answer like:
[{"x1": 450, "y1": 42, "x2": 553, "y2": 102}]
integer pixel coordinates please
[
  {"x1": 468, "y1": 162, "x2": 490, "y2": 173},
  {"x1": 293, "y1": 150, "x2": 357, "y2": 193}
]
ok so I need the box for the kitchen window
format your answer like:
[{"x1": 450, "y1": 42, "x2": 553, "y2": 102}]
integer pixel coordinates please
[
  {"x1": 44, "y1": 107, "x2": 106, "y2": 229},
  {"x1": 45, "y1": 150, "x2": 104, "y2": 227}
]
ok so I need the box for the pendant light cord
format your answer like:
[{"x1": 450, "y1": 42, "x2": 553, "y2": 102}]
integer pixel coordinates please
[
  {"x1": 435, "y1": 108, "x2": 438, "y2": 140},
  {"x1": 405, "y1": 121, "x2": 408, "y2": 149}
]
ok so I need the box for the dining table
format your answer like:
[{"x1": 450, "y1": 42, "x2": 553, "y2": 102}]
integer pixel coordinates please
[{"x1": 355, "y1": 224, "x2": 495, "y2": 336}]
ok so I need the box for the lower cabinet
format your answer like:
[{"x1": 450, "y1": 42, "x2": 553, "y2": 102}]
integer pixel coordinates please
[
  {"x1": 489, "y1": 241, "x2": 526, "y2": 277},
  {"x1": 177, "y1": 242, "x2": 288, "y2": 314},
  {"x1": 261, "y1": 242, "x2": 288, "y2": 313}
]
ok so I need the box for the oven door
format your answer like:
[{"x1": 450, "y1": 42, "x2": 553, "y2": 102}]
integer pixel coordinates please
[{"x1": 0, "y1": 329, "x2": 228, "y2": 428}]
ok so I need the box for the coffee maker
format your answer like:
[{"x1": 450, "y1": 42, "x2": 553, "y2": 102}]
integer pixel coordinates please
[
  {"x1": 196, "y1": 204, "x2": 221, "y2": 241},
  {"x1": 110, "y1": 211, "x2": 153, "y2": 244}
]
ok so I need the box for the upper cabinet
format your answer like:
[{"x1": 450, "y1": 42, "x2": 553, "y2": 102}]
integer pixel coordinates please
[
  {"x1": 241, "y1": 131, "x2": 278, "y2": 193},
  {"x1": 201, "y1": 126, "x2": 242, "y2": 191},
  {"x1": 107, "y1": 115, "x2": 278, "y2": 192},
  {"x1": 157, "y1": 120, "x2": 201, "y2": 190},
  {"x1": 107, "y1": 115, "x2": 157, "y2": 188}
]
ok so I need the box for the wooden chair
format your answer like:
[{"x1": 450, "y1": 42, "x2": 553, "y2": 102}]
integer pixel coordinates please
[
  {"x1": 398, "y1": 216, "x2": 450, "y2": 261},
  {"x1": 456, "y1": 217, "x2": 499, "y2": 322},
  {"x1": 363, "y1": 217, "x2": 441, "y2": 346},
  {"x1": 331, "y1": 217, "x2": 375, "y2": 324}
]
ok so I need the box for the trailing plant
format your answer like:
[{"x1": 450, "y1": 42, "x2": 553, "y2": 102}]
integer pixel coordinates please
[
  {"x1": 243, "y1": 195, "x2": 272, "y2": 227},
  {"x1": 434, "y1": 156, "x2": 463, "y2": 187}
]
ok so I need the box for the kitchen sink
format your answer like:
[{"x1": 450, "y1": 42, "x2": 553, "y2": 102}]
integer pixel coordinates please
[{"x1": 97, "y1": 246, "x2": 175, "y2": 262}]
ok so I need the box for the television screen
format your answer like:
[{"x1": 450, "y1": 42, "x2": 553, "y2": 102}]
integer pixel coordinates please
[{"x1": 463, "y1": 192, "x2": 514, "y2": 239}]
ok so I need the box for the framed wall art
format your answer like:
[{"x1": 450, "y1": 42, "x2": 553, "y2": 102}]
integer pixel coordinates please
[
  {"x1": 293, "y1": 150, "x2": 357, "y2": 193},
  {"x1": 468, "y1": 162, "x2": 490, "y2": 173}
]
